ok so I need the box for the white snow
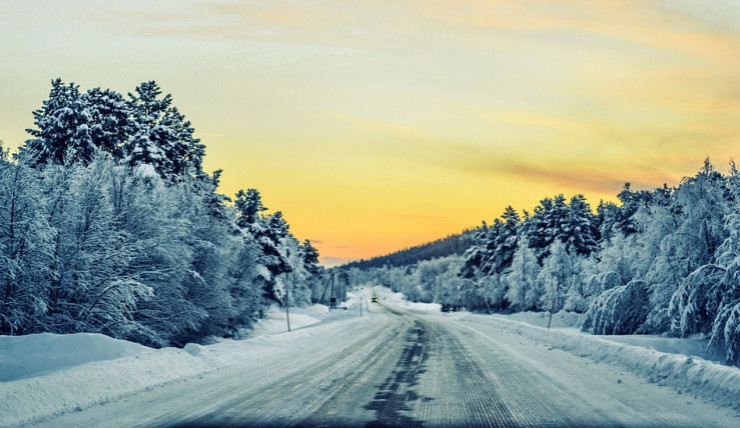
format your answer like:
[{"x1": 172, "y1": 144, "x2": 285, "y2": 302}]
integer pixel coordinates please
[
  {"x1": 0, "y1": 299, "x2": 368, "y2": 427},
  {"x1": 133, "y1": 162, "x2": 157, "y2": 179},
  {"x1": 496, "y1": 310, "x2": 582, "y2": 330},
  {"x1": 0, "y1": 333, "x2": 151, "y2": 382},
  {"x1": 380, "y1": 289, "x2": 441, "y2": 313},
  {"x1": 244, "y1": 304, "x2": 328, "y2": 337}
]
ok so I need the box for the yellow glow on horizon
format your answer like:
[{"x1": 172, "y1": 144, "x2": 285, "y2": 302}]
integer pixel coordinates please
[{"x1": 1, "y1": 0, "x2": 740, "y2": 265}]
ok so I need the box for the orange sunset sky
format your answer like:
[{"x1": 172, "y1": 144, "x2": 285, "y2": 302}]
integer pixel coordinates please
[{"x1": 1, "y1": 1, "x2": 740, "y2": 266}]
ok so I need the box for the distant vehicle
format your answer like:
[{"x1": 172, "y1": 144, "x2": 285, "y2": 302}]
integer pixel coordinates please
[{"x1": 370, "y1": 295, "x2": 379, "y2": 303}]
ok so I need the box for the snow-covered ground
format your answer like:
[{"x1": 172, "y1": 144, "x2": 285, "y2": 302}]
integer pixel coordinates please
[
  {"x1": 2, "y1": 287, "x2": 740, "y2": 426},
  {"x1": 0, "y1": 333, "x2": 150, "y2": 383},
  {"x1": 0, "y1": 297, "x2": 369, "y2": 427}
]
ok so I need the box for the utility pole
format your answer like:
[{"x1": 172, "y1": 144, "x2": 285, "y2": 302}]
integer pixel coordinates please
[
  {"x1": 547, "y1": 282, "x2": 559, "y2": 329},
  {"x1": 285, "y1": 276, "x2": 291, "y2": 332}
]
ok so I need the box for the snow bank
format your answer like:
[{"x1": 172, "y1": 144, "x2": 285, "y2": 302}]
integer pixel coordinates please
[
  {"x1": 463, "y1": 314, "x2": 740, "y2": 409},
  {"x1": 0, "y1": 346, "x2": 215, "y2": 427},
  {"x1": 499, "y1": 310, "x2": 581, "y2": 329},
  {"x1": 381, "y1": 289, "x2": 441, "y2": 313},
  {"x1": 600, "y1": 335, "x2": 724, "y2": 363},
  {"x1": 0, "y1": 333, "x2": 151, "y2": 382},
  {"x1": 483, "y1": 311, "x2": 723, "y2": 362},
  {"x1": 246, "y1": 304, "x2": 328, "y2": 337},
  {"x1": 0, "y1": 298, "x2": 368, "y2": 427}
]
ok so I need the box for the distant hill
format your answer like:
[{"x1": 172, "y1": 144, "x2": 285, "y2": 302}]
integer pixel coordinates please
[{"x1": 340, "y1": 229, "x2": 478, "y2": 269}]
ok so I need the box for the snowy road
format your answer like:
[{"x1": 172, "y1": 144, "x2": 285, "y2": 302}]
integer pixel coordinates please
[{"x1": 33, "y1": 301, "x2": 738, "y2": 427}]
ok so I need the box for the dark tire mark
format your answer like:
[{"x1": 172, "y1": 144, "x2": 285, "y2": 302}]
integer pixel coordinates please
[{"x1": 365, "y1": 320, "x2": 429, "y2": 427}]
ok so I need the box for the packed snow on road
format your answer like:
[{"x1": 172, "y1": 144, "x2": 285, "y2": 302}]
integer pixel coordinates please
[{"x1": 2, "y1": 287, "x2": 740, "y2": 427}]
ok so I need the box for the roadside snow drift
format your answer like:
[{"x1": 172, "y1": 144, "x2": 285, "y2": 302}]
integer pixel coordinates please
[
  {"x1": 0, "y1": 333, "x2": 151, "y2": 382},
  {"x1": 0, "y1": 301, "x2": 365, "y2": 427}
]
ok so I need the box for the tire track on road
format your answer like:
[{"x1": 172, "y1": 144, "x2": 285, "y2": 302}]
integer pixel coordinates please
[{"x1": 364, "y1": 320, "x2": 429, "y2": 427}]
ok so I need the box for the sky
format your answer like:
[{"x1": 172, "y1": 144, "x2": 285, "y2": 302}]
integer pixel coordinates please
[{"x1": 1, "y1": 1, "x2": 739, "y2": 266}]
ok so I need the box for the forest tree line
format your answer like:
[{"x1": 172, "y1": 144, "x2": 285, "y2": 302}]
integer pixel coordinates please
[
  {"x1": 346, "y1": 159, "x2": 740, "y2": 366},
  {"x1": 343, "y1": 230, "x2": 476, "y2": 270},
  {"x1": 0, "y1": 79, "x2": 324, "y2": 347}
]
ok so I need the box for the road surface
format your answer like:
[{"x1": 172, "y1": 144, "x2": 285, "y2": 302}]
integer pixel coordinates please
[{"x1": 33, "y1": 301, "x2": 738, "y2": 427}]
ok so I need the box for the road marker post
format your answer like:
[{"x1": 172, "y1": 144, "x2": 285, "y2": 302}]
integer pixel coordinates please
[{"x1": 285, "y1": 275, "x2": 292, "y2": 332}]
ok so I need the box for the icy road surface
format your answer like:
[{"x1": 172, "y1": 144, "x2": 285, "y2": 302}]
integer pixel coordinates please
[{"x1": 32, "y1": 301, "x2": 738, "y2": 427}]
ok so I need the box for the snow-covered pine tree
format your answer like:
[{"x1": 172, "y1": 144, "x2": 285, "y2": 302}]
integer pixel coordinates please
[
  {"x1": 235, "y1": 189, "x2": 294, "y2": 305},
  {"x1": 595, "y1": 200, "x2": 620, "y2": 243},
  {"x1": 459, "y1": 221, "x2": 491, "y2": 279},
  {"x1": 24, "y1": 79, "x2": 89, "y2": 166},
  {"x1": 23, "y1": 80, "x2": 134, "y2": 167},
  {"x1": 528, "y1": 195, "x2": 569, "y2": 262},
  {"x1": 563, "y1": 194, "x2": 598, "y2": 257},
  {"x1": 301, "y1": 239, "x2": 325, "y2": 302},
  {"x1": 125, "y1": 81, "x2": 205, "y2": 180},
  {"x1": 81, "y1": 87, "x2": 133, "y2": 159},
  {"x1": 489, "y1": 206, "x2": 520, "y2": 274}
]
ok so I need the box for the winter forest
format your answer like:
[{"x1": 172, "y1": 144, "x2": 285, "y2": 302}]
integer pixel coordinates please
[
  {"x1": 347, "y1": 159, "x2": 740, "y2": 367},
  {"x1": 0, "y1": 79, "x2": 325, "y2": 347}
]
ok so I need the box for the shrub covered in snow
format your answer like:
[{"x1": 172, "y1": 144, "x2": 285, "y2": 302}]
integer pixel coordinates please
[{"x1": 581, "y1": 280, "x2": 649, "y2": 335}]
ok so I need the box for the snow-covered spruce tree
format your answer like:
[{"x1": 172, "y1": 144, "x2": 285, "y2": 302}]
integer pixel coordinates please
[
  {"x1": 595, "y1": 200, "x2": 620, "y2": 243},
  {"x1": 613, "y1": 182, "x2": 655, "y2": 237},
  {"x1": 235, "y1": 189, "x2": 295, "y2": 306},
  {"x1": 528, "y1": 195, "x2": 569, "y2": 262},
  {"x1": 459, "y1": 221, "x2": 495, "y2": 279},
  {"x1": 562, "y1": 195, "x2": 598, "y2": 257},
  {"x1": 302, "y1": 239, "x2": 325, "y2": 303},
  {"x1": 488, "y1": 206, "x2": 520, "y2": 275},
  {"x1": 24, "y1": 79, "x2": 90, "y2": 166},
  {"x1": 80, "y1": 87, "x2": 134, "y2": 159},
  {"x1": 125, "y1": 81, "x2": 205, "y2": 180},
  {"x1": 457, "y1": 207, "x2": 522, "y2": 310},
  {"x1": 23, "y1": 80, "x2": 134, "y2": 167}
]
